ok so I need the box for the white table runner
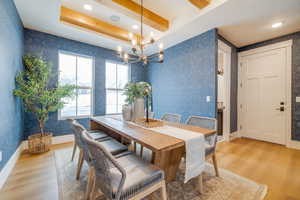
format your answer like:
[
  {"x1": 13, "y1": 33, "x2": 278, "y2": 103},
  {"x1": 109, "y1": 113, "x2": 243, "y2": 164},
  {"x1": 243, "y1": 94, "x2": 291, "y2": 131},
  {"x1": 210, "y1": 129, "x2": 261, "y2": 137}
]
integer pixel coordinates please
[{"x1": 149, "y1": 125, "x2": 205, "y2": 183}]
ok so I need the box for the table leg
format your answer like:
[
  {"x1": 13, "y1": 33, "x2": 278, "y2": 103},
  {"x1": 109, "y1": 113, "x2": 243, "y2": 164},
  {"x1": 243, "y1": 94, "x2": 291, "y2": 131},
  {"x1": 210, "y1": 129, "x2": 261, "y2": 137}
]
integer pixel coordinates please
[{"x1": 153, "y1": 146, "x2": 184, "y2": 182}]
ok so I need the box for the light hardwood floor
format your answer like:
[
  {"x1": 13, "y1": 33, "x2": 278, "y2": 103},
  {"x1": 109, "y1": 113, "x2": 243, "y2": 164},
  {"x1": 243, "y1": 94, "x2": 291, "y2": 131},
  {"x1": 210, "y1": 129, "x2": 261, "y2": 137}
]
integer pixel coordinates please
[{"x1": 1, "y1": 138, "x2": 300, "y2": 200}]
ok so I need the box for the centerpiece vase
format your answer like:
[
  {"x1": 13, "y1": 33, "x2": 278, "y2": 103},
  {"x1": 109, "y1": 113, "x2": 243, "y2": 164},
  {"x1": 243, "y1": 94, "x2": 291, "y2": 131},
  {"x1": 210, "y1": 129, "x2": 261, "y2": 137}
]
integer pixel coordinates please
[
  {"x1": 132, "y1": 97, "x2": 145, "y2": 122},
  {"x1": 122, "y1": 104, "x2": 132, "y2": 121}
]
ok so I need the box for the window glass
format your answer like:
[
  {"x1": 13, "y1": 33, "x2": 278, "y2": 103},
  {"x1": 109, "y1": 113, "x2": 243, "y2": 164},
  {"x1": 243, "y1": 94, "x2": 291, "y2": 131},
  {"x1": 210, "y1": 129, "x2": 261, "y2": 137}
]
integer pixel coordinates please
[
  {"x1": 59, "y1": 52, "x2": 93, "y2": 118},
  {"x1": 105, "y1": 61, "x2": 129, "y2": 114},
  {"x1": 77, "y1": 56, "x2": 92, "y2": 87}
]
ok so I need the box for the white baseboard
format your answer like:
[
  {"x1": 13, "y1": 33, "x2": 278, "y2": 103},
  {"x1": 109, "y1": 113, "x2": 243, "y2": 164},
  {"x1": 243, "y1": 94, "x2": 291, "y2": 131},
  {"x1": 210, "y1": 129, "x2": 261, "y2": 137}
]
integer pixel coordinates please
[
  {"x1": 287, "y1": 140, "x2": 300, "y2": 150},
  {"x1": 0, "y1": 134, "x2": 74, "y2": 190},
  {"x1": 0, "y1": 142, "x2": 25, "y2": 190}
]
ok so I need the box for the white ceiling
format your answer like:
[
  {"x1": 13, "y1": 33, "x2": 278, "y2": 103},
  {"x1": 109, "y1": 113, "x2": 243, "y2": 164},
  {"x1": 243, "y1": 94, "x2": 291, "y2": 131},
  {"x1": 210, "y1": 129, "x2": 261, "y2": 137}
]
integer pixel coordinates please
[{"x1": 14, "y1": 0, "x2": 300, "y2": 54}]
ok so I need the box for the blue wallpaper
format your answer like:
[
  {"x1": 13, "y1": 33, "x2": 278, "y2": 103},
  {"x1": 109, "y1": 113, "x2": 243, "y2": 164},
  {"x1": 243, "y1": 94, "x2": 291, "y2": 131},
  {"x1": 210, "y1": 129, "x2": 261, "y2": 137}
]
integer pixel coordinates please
[
  {"x1": 239, "y1": 32, "x2": 300, "y2": 141},
  {"x1": 24, "y1": 29, "x2": 146, "y2": 138},
  {"x1": 0, "y1": 0, "x2": 24, "y2": 171},
  {"x1": 147, "y1": 29, "x2": 218, "y2": 122}
]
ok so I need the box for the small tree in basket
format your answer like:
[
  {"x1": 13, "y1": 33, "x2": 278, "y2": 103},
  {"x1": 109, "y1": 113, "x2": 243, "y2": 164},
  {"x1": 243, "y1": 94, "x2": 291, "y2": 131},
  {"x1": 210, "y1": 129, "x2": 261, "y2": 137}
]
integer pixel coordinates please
[{"x1": 14, "y1": 55, "x2": 75, "y2": 151}]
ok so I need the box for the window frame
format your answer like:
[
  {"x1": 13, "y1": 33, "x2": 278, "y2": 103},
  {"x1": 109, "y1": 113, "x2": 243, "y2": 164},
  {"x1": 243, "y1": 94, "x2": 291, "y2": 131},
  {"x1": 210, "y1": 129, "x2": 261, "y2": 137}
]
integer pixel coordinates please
[
  {"x1": 58, "y1": 50, "x2": 95, "y2": 120},
  {"x1": 105, "y1": 60, "x2": 131, "y2": 115}
]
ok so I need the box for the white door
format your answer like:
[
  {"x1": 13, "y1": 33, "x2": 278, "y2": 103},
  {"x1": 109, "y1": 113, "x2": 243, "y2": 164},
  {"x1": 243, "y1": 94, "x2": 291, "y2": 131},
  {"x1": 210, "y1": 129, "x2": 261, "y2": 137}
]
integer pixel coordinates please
[{"x1": 240, "y1": 48, "x2": 287, "y2": 145}]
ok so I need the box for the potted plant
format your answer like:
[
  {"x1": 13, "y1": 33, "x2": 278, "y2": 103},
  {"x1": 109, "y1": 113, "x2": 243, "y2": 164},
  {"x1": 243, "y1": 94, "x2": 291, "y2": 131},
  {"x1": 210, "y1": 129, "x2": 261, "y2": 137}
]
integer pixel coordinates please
[
  {"x1": 14, "y1": 55, "x2": 75, "y2": 153},
  {"x1": 123, "y1": 82, "x2": 151, "y2": 121}
]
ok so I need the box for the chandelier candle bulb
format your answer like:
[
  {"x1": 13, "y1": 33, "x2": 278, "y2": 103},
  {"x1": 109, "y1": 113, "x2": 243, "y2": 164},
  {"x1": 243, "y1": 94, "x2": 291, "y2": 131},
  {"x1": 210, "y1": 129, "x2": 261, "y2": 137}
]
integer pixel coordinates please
[
  {"x1": 131, "y1": 39, "x2": 137, "y2": 46},
  {"x1": 117, "y1": 46, "x2": 122, "y2": 52},
  {"x1": 159, "y1": 43, "x2": 164, "y2": 50},
  {"x1": 128, "y1": 32, "x2": 133, "y2": 39}
]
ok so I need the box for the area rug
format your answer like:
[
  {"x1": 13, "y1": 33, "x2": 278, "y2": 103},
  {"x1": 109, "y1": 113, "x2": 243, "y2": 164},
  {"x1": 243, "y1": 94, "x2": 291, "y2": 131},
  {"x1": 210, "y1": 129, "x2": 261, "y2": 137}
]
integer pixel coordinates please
[{"x1": 54, "y1": 148, "x2": 267, "y2": 200}]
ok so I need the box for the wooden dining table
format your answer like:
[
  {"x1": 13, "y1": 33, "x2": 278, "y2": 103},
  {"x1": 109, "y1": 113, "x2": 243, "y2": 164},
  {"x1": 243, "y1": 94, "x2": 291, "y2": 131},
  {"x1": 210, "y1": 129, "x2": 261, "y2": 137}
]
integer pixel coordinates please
[{"x1": 90, "y1": 115, "x2": 216, "y2": 182}]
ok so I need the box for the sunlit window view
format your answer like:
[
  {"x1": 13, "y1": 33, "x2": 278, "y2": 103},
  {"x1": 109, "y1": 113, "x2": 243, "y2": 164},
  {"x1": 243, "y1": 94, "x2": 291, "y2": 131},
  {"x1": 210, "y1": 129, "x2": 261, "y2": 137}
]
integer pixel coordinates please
[
  {"x1": 106, "y1": 61, "x2": 129, "y2": 114},
  {"x1": 59, "y1": 52, "x2": 93, "y2": 118}
]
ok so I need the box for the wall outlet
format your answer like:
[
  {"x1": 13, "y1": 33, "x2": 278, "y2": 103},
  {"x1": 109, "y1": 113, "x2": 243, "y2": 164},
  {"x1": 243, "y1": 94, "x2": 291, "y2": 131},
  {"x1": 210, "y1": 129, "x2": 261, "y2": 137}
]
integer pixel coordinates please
[
  {"x1": 296, "y1": 97, "x2": 300, "y2": 103},
  {"x1": 206, "y1": 96, "x2": 211, "y2": 102}
]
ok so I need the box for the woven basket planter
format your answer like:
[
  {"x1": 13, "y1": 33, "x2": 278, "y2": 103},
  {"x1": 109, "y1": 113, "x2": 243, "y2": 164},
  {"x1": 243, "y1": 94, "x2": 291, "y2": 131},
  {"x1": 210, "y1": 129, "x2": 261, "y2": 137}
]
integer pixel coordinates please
[{"x1": 28, "y1": 133, "x2": 52, "y2": 154}]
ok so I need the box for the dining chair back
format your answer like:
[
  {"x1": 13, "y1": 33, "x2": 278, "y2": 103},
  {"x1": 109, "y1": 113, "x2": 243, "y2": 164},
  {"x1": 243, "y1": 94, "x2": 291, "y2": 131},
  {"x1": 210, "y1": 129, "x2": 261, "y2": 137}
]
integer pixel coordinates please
[
  {"x1": 67, "y1": 118, "x2": 85, "y2": 149},
  {"x1": 161, "y1": 113, "x2": 181, "y2": 123},
  {"x1": 81, "y1": 130, "x2": 126, "y2": 200},
  {"x1": 185, "y1": 116, "x2": 217, "y2": 130},
  {"x1": 186, "y1": 115, "x2": 219, "y2": 176}
]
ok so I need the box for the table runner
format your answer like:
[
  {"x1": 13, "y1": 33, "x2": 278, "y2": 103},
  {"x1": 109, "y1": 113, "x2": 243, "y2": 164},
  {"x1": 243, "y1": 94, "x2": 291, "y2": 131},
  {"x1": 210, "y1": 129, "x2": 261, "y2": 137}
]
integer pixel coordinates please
[
  {"x1": 149, "y1": 125, "x2": 205, "y2": 183},
  {"x1": 122, "y1": 117, "x2": 205, "y2": 183}
]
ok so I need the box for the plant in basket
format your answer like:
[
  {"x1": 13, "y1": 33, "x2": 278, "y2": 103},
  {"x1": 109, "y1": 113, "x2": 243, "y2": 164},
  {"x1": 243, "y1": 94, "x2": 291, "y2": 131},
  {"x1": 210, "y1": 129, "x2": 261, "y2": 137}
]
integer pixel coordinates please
[{"x1": 14, "y1": 55, "x2": 75, "y2": 153}]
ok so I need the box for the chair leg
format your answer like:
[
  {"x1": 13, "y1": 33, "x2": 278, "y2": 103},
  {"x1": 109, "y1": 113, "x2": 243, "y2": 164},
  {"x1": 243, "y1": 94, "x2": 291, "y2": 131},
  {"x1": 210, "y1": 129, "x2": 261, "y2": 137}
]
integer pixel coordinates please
[
  {"x1": 134, "y1": 142, "x2": 137, "y2": 153},
  {"x1": 161, "y1": 180, "x2": 168, "y2": 200},
  {"x1": 76, "y1": 149, "x2": 84, "y2": 180},
  {"x1": 71, "y1": 143, "x2": 77, "y2": 161},
  {"x1": 140, "y1": 146, "x2": 144, "y2": 157},
  {"x1": 212, "y1": 153, "x2": 219, "y2": 177},
  {"x1": 85, "y1": 167, "x2": 95, "y2": 200},
  {"x1": 89, "y1": 174, "x2": 97, "y2": 200},
  {"x1": 198, "y1": 174, "x2": 203, "y2": 194},
  {"x1": 151, "y1": 151, "x2": 156, "y2": 164}
]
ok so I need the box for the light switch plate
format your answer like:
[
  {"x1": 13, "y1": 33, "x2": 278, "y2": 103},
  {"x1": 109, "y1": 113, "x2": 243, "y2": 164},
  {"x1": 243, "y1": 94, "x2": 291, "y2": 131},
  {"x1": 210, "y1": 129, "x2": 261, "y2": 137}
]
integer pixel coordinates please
[
  {"x1": 206, "y1": 96, "x2": 211, "y2": 102},
  {"x1": 296, "y1": 97, "x2": 300, "y2": 103},
  {"x1": 0, "y1": 151, "x2": 2, "y2": 162}
]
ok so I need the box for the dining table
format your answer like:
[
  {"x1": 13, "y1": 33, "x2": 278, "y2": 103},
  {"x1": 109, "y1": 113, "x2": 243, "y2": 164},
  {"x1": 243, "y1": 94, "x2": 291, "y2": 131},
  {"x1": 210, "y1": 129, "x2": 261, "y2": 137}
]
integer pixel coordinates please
[{"x1": 90, "y1": 115, "x2": 216, "y2": 182}]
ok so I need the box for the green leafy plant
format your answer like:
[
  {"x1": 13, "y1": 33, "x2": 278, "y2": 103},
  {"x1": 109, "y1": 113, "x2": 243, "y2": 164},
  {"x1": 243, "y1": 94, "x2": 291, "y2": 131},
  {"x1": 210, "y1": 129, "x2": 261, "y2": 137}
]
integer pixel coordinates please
[
  {"x1": 123, "y1": 82, "x2": 151, "y2": 104},
  {"x1": 14, "y1": 55, "x2": 75, "y2": 135}
]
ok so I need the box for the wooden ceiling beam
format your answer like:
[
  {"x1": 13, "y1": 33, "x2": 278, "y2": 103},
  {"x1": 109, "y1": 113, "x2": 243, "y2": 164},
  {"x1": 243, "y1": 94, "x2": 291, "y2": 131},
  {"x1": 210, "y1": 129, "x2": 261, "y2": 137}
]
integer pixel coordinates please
[
  {"x1": 60, "y1": 6, "x2": 140, "y2": 43},
  {"x1": 188, "y1": 0, "x2": 212, "y2": 9},
  {"x1": 96, "y1": 0, "x2": 169, "y2": 32}
]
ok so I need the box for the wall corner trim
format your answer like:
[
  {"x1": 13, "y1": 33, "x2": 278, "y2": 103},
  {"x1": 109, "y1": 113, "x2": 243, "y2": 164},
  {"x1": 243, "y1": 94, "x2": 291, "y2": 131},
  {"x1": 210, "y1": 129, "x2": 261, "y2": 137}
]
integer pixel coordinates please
[{"x1": 0, "y1": 134, "x2": 74, "y2": 190}]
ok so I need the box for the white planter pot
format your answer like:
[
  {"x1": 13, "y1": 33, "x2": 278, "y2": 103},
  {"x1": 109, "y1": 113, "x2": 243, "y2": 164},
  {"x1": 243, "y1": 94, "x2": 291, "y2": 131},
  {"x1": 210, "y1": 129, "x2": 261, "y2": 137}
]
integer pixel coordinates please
[
  {"x1": 122, "y1": 104, "x2": 132, "y2": 121},
  {"x1": 132, "y1": 98, "x2": 145, "y2": 122}
]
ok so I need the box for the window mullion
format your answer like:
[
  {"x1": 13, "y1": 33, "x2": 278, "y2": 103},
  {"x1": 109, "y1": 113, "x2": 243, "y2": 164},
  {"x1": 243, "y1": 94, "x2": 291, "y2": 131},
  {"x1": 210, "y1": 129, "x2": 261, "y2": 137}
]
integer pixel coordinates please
[
  {"x1": 75, "y1": 55, "x2": 78, "y2": 117},
  {"x1": 116, "y1": 63, "x2": 118, "y2": 113}
]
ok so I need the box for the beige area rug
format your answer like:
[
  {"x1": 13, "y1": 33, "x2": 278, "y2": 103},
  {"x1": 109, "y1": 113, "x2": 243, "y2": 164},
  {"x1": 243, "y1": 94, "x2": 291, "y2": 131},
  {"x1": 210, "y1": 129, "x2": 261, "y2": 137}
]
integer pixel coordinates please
[{"x1": 54, "y1": 148, "x2": 267, "y2": 200}]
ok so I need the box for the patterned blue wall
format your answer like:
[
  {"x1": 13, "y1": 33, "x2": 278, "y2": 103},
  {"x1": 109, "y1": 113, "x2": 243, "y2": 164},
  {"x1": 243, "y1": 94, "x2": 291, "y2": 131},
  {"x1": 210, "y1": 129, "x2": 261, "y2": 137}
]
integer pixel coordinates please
[
  {"x1": 239, "y1": 32, "x2": 300, "y2": 141},
  {"x1": 0, "y1": 0, "x2": 24, "y2": 171},
  {"x1": 147, "y1": 29, "x2": 218, "y2": 122},
  {"x1": 24, "y1": 29, "x2": 146, "y2": 138}
]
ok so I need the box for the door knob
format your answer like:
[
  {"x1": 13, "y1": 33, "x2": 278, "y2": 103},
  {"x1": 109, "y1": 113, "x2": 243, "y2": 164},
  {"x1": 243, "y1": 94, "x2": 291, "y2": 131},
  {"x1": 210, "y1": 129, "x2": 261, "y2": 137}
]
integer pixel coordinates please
[{"x1": 276, "y1": 106, "x2": 285, "y2": 111}]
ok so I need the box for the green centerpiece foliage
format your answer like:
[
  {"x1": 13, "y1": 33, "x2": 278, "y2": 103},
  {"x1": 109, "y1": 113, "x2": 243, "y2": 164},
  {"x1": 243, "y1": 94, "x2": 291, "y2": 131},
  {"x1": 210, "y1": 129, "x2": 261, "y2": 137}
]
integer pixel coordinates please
[
  {"x1": 123, "y1": 82, "x2": 151, "y2": 104},
  {"x1": 14, "y1": 55, "x2": 75, "y2": 135}
]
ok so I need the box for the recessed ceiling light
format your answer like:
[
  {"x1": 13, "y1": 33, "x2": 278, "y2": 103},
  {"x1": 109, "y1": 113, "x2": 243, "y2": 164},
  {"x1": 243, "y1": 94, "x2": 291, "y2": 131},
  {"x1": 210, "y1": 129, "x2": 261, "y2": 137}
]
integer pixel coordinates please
[
  {"x1": 132, "y1": 25, "x2": 139, "y2": 30},
  {"x1": 272, "y1": 22, "x2": 283, "y2": 28},
  {"x1": 110, "y1": 15, "x2": 120, "y2": 22},
  {"x1": 84, "y1": 4, "x2": 93, "y2": 11}
]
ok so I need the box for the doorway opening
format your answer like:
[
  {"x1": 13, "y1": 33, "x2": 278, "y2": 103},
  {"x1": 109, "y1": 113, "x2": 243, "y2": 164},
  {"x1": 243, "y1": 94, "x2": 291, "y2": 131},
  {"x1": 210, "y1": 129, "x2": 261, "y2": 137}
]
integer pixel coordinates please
[{"x1": 217, "y1": 40, "x2": 232, "y2": 142}]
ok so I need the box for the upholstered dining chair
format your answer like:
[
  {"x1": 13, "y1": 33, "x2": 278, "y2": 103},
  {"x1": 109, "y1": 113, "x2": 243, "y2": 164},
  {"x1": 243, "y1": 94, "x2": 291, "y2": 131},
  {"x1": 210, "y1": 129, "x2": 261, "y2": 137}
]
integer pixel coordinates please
[
  {"x1": 186, "y1": 116, "x2": 219, "y2": 177},
  {"x1": 81, "y1": 130, "x2": 168, "y2": 200},
  {"x1": 161, "y1": 113, "x2": 182, "y2": 123},
  {"x1": 67, "y1": 119, "x2": 110, "y2": 161},
  {"x1": 69, "y1": 119, "x2": 128, "y2": 180}
]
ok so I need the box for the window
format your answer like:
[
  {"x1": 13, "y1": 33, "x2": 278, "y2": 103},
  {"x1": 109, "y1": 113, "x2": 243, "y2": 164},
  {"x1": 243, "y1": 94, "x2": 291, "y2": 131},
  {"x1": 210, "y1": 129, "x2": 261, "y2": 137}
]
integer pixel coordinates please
[
  {"x1": 58, "y1": 52, "x2": 93, "y2": 119},
  {"x1": 106, "y1": 61, "x2": 130, "y2": 114}
]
